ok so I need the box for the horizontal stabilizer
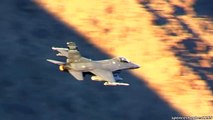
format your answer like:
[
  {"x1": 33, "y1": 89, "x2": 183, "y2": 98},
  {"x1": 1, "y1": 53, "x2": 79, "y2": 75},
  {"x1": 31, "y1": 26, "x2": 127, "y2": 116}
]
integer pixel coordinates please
[
  {"x1": 47, "y1": 59, "x2": 65, "y2": 65},
  {"x1": 52, "y1": 47, "x2": 68, "y2": 57},
  {"x1": 68, "y1": 70, "x2": 83, "y2": 80},
  {"x1": 52, "y1": 47, "x2": 68, "y2": 51}
]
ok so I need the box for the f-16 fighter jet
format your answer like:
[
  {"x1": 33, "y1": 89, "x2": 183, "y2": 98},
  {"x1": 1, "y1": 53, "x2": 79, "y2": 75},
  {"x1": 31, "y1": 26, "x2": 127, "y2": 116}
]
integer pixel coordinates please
[{"x1": 47, "y1": 42, "x2": 140, "y2": 86}]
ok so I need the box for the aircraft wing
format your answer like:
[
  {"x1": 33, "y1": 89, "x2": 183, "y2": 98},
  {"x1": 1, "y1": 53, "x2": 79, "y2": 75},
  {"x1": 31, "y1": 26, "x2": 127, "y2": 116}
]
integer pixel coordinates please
[
  {"x1": 52, "y1": 47, "x2": 68, "y2": 57},
  {"x1": 68, "y1": 70, "x2": 83, "y2": 80},
  {"x1": 90, "y1": 69, "x2": 115, "y2": 83}
]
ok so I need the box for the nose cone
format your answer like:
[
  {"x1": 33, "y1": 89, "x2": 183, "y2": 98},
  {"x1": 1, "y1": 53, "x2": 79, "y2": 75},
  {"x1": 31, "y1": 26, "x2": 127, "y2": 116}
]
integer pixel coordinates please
[{"x1": 131, "y1": 63, "x2": 140, "y2": 69}]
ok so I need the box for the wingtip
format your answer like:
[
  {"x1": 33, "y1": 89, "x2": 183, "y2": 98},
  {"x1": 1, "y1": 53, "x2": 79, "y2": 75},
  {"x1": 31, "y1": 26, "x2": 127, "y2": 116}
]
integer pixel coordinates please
[
  {"x1": 46, "y1": 59, "x2": 51, "y2": 62},
  {"x1": 104, "y1": 82, "x2": 130, "y2": 86},
  {"x1": 51, "y1": 47, "x2": 56, "y2": 50}
]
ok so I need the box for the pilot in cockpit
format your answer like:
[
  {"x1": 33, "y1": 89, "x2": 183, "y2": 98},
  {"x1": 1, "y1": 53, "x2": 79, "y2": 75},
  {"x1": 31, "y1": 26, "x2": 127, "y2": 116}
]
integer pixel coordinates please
[
  {"x1": 67, "y1": 42, "x2": 78, "y2": 50},
  {"x1": 118, "y1": 57, "x2": 130, "y2": 63}
]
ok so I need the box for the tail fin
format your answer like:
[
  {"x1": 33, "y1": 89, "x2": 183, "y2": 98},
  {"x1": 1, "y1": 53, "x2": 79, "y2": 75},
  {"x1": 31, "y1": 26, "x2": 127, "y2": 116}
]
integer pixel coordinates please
[{"x1": 67, "y1": 43, "x2": 91, "y2": 63}]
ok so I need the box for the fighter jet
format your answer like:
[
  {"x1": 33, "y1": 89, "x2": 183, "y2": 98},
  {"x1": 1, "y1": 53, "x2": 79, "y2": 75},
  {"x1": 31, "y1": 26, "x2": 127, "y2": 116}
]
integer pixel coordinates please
[{"x1": 47, "y1": 42, "x2": 140, "y2": 86}]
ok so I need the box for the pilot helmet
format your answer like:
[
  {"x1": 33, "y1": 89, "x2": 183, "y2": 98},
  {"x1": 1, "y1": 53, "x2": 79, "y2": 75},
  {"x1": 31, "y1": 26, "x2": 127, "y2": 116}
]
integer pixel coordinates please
[{"x1": 119, "y1": 57, "x2": 129, "y2": 63}]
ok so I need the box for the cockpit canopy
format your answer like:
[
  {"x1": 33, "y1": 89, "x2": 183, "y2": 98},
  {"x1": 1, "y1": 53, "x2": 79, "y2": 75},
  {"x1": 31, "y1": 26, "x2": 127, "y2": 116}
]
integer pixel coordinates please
[
  {"x1": 118, "y1": 57, "x2": 130, "y2": 63},
  {"x1": 67, "y1": 42, "x2": 77, "y2": 50}
]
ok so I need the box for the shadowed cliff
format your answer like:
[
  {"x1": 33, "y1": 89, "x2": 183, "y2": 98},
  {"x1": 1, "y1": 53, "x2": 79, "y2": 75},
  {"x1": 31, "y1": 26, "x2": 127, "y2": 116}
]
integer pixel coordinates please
[{"x1": 193, "y1": 0, "x2": 213, "y2": 18}]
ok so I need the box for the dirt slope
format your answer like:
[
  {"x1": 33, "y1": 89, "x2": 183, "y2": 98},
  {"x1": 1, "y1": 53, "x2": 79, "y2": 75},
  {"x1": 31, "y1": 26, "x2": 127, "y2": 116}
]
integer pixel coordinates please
[{"x1": 35, "y1": 0, "x2": 213, "y2": 116}]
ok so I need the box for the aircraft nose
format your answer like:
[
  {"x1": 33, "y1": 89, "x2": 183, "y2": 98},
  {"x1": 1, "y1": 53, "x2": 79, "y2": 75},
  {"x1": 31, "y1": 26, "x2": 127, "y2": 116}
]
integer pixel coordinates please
[{"x1": 132, "y1": 63, "x2": 140, "y2": 69}]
